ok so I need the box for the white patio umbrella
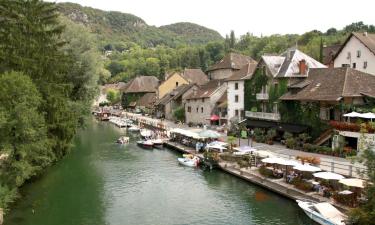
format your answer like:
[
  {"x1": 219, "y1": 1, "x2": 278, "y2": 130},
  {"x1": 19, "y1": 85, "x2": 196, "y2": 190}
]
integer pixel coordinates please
[
  {"x1": 344, "y1": 111, "x2": 362, "y2": 122},
  {"x1": 339, "y1": 178, "x2": 366, "y2": 188},
  {"x1": 293, "y1": 164, "x2": 321, "y2": 172},
  {"x1": 198, "y1": 130, "x2": 222, "y2": 139},
  {"x1": 343, "y1": 112, "x2": 362, "y2": 117},
  {"x1": 360, "y1": 112, "x2": 375, "y2": 121},
  {"x1": 313, "y1": 172, "x2": 345, "y2": 180}
]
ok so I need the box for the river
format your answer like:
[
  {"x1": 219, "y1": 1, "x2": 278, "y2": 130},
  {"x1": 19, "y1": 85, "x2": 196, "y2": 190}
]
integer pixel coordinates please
[{"x1": 5, "y1": 120, "x2": 313, "y2": 225}]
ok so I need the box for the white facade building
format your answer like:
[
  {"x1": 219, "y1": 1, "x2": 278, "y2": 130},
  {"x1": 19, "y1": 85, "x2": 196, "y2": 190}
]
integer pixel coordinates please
[
  {"x1": 334, "y1": 32, "x2": 375, "y2": 75},
  {"x1": 225, "y1": 62, "x2": 257, "y2": 124}
]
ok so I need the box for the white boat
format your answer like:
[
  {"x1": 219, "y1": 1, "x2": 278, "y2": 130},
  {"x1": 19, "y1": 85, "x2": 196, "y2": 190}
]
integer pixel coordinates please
[
  {"x1": 116, "y1": 136, "x2": 129, "y2": 144},
  {"x1": 137, "y1": 140, "x2": 154, "y2": 149},
  {"x1": 177, "y1": 156, "x2": 200, "y2": 167},
  {"x1": 296, "y1": 200, "x2": 346, "y2": 225},
  {"x1": 150, "y1": 139, "x2": 164, "y2": 148},
  {"x1": 128, "y1": 125, "x2": 140, "y2": 132}
]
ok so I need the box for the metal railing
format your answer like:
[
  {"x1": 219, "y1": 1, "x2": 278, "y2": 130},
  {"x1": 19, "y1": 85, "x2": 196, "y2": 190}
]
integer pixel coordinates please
[{"x1": 245, "y1": 111, "x2": 281, "y2": 121}]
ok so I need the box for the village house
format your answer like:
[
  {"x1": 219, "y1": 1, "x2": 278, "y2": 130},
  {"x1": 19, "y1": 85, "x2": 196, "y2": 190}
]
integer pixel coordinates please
[
  {"x1": 333, "y1": 32, "x2": 375, "y2": 75},
  {"x1": 206, "y1": 52, "x2": 256, "y2": 80},
  {"x1": 280, "y1": 67, "x2": 375, "y2": 151},
  {"x1": 243, "y1": 48, "x2": 326, "y2": 136},
  {"x1": 225, "y1": 62, "x2": 257, "y2": 124},
  {"x1": 120, "y1": 75, "x2": 159, "y2": 111},
  {"x1": 185, "y1": 80, "x2": 227, "y2": 125},
  {"x1": 157, "y1": 68, "x2": 208, "y2": 99},
  {"x1": 154, "y1": 84, "x2": 197, "y2": 120},
  {"x1": 322, "y1": 44, "x2": 341, "y2": 67},
  {"x1": 136, "y1": 93, "x2": 157, "y2": 115}
]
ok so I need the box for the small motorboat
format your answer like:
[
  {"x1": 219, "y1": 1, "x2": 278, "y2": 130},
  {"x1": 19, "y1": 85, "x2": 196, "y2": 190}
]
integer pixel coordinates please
[
  {"x1": 128, "y1": 125, "x2": 140, "y2": 132},
  {"x1": 137, "y1": 140, "x2": 154, "y2": 149},
  {"x1": 178, "y1": 156, "x2": 200, "y2": 167},
  {"x1": 150, "y1": 139, "x2": 164, "y2": 149},
  {"x1": 116, "y1": 136, "x2": 129, "y2": 144},
  {"x1": 296, "y1": 200, "x2": 346, "y2": 225}
]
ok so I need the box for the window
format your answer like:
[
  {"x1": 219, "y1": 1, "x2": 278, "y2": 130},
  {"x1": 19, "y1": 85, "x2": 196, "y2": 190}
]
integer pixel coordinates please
[
  {"x1": 201, "y1": 107, "x2": 203, "y2": 113},
  {"x1": 202, "y1": 98, "x2": 205, "y2": 103},
  {"x1": 347, "y1": 52, "x2": 351, "y2": 59},
  {"x1": 342, "y1": 64, "x2": 350, "y2": 68},
  {"x1": 357, "y1": 50, "x2": 361, "y2": 58},
  {"x1": 235, "y1": 82, "x2": 239, "y2": 90},
  {"x1": 196, "y1": 107, "x2": 198, "y2": 113},
  {"x1": 187, "y1": 106, "x2": 191, "y2": 113},
  {"x1": 235, "y1": 110, "x2": 239, "y2": 116},
  {"x1": 235, "y1": 95, "x2": 239, "y2": 102},
  {"x1": 364, "y1": 61, "x2": 368, "y2": 69},
  {"x1": 176, "y1": 82, "x2": 179, "y2": 87},
  {"x1": 352, "y1": 63, "x2": 356, "y2": 69}
]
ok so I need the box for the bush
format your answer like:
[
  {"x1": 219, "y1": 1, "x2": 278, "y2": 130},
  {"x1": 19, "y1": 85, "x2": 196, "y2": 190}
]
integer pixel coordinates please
[
  {"x1": 286, "y1": 137, "x2": 296, "y2": 149},
  {"x1": 259, "y1": 166, "x2": 273, "y2": 178},
  {"x1": 254, "y1": 128, "x2": 266, "y2": 143},
  {"x1": 293, "y1": 179, "x2": 313, "y2": 192}
]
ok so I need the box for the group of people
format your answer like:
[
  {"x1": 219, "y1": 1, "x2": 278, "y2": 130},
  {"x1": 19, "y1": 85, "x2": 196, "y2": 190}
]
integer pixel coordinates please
[{"x1": 195, "y1": 141, "x2": 206, "y2": 153}]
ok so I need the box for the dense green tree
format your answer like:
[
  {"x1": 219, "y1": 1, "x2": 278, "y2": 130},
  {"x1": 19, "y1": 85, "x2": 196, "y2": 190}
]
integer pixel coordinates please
[{"x1": 0, "y1": 72, "x2": 52, "y2": 208}]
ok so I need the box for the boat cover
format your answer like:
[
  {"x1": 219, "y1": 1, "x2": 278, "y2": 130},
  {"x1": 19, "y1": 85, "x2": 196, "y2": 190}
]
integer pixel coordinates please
[{"x1": 314, "y1": 202, "x2": 346, "y2": 225}]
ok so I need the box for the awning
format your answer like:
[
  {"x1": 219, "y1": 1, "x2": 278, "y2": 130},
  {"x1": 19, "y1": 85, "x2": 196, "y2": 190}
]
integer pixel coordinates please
[
  {"x1": 275, "y1": 123, "x2": 308, "y2": 134},
  {"x1": 245, "y1": 119, "x2": 275, "y2": 128},
  {"x1": 210, "y1": 114, "x2": 220, "y2": 121}
]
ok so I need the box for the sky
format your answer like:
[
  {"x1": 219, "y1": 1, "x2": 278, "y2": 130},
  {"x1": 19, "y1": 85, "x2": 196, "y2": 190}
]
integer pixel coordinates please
[{"x1": 47, "y1": 0, "x2": 375, "y2": 37}]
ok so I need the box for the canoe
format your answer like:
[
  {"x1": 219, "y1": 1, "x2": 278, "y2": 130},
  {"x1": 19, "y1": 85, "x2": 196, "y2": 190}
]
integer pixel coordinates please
[{"x1": 296, "y1": 200, "x2": 346, "y2": 225}]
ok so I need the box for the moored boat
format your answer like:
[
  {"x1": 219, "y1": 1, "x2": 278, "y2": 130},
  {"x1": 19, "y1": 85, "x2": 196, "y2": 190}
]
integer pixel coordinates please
[
  {"x1": 150, "y1": 139, "x2": 164, "y2": 149},
  {"x1": 177, "y1": 156, "x2": 200, "y2": 167},
  {"x1": 137, "y1": 140, "x2": 154, "y2": 149},
  {"x1": 116, "y1": 136, "x2": 129, "y2": 144},
  {"x1": 296, "y1": 200, "x2": 346, "y2": 225},
  {"x1": 128, "y1": 125, "x2": 140, "y2": 132}
]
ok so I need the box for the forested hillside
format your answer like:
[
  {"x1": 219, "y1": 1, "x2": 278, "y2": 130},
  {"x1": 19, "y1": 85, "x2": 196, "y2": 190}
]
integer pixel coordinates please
[{"x1": 57, "y1": 3, "x2": 223, "y2": 48}]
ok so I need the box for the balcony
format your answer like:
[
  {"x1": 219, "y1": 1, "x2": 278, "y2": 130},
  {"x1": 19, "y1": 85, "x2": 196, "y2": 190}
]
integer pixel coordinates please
[
  {"x1": 256, "y1": 93, "x2": 269, "y2": 100},
  {"x1": 245, "y1": 111, "x2": 281, "y2": 121},
  {"x1": 329, "y1": 121, "x2": 374, "y2": 133}
]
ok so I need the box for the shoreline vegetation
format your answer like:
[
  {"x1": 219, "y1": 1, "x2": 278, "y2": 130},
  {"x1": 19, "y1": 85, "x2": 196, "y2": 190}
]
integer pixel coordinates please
[{"x1": 0, "y1": 0, "x2": 101, "y2": 214}]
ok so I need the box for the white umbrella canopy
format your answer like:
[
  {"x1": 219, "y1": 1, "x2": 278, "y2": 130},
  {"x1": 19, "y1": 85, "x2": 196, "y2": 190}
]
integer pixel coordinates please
[
  {"x1": 360, "y1": 112, "x2": 375, "y2": 120},
  {"x1": 343, "y1": 112, "x2": 362, "y2": 117},
  {"x1": 198, "y1": 130, "x2": 222, "y2": 138},
  {"x1": 293, "y1": 164, "x2": 322, "y2": 172},
  {"x1": 339, "y1": 178, "x2": 366, "y2": 188},
  {"x1": 313, "y1": 172, "x2": 345, "y2": 180}
]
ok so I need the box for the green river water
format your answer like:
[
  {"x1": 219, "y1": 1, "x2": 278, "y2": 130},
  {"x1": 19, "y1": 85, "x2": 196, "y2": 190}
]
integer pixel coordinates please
[{"x1": 5, "y1": 120, "x2": 313, "y2": 225}]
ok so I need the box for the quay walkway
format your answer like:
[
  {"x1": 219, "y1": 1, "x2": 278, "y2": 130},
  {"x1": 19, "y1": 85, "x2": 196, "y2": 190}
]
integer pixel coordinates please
[{"x1": 163, "y1": 141, "x2": 350, "y2": 212}]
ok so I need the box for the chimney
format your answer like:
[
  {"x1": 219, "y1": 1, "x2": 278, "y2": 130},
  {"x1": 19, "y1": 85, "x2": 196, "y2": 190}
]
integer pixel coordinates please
[
  {"x1": 364, "y1": 32, "x2": 368, "y2": 37},
  {"x1": 193, "y1": 86, "x2": 198, "y2": 96},
  {"x1": 299, "y1": 59, "x2": 307, "y2": 75}
]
